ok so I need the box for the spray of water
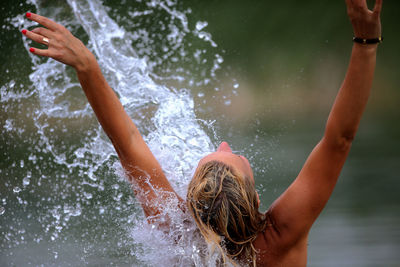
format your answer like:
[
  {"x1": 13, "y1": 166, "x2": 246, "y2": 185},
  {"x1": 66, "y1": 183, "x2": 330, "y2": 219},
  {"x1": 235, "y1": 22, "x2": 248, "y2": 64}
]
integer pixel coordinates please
[{"x1": 0, "y1": 0, "x2": 233, "y2": 265}]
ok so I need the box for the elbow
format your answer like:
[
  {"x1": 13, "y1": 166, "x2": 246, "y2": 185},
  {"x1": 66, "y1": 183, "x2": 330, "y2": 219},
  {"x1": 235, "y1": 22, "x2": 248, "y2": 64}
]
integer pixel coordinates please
[
  {"x1": 324, "y1": 120, "x2": 357, "y2": 151},
  {"x1": 341, "y1": 131, "x2": 356, "y2": 144},
  {"x1": 323, "y1": 131, "x2": 355, "y2": 152},
  {"x1": 337, "y1": 135, "x2": 354, "y2": 152}
]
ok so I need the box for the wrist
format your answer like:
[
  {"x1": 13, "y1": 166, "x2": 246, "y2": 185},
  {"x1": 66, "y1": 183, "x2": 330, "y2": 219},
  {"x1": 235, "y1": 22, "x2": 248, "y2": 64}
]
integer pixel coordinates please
[
  {"x1": 74, "y1": 52, "x2": 98, "y2": 74},
  {"x1": 353, "y1": 42, "x2": 378, "y2": 52}
]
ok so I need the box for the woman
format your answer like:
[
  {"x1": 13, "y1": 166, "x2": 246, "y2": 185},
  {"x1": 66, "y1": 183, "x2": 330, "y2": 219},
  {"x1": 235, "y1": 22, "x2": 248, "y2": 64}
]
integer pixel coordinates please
[{"x1": 21, "y1": 0, "x2": 382, "y2": 265}]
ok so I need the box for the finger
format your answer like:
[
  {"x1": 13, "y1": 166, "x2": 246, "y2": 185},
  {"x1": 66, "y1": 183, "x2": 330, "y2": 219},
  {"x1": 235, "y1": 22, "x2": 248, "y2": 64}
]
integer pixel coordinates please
[
  {"x1": 22, "y1": 29, "x2": 51, "y2": 46},
  {"x1": 29, "y1": 47, "x2": 51, "y2": 57},
  {"x1": 345, "y1": 0, "x2": 353, "y2": 12},
  {"x1": 359, "y1": 0, "x2": 368, "y2": 8},
  {"x1": 373, "y1": 0, "x2": 383, "y2": 14},
  {"x1": 351, "y1": 0, "x2": 367, "y2": 9},
  {"x1": 26, "y1": 12, "x2": 60, "y2": 31},
  {"x1": 31, "y1": 27, "x2": 53, "y2": 38}
]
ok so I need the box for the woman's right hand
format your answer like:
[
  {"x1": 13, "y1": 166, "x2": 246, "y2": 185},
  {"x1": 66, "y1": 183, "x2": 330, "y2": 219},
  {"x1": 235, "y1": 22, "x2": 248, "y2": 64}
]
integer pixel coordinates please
[
  {"x1": 345, "y1": 0, "x2": 382, "y2": 39},
  {"x1": 22, "y1": 12, "x2": 96, "y2": 72}
]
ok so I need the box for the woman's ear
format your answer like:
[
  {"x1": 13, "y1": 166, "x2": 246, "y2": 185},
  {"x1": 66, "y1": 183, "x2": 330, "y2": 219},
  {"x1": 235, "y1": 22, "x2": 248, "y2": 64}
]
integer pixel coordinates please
[{"x1": 257, "y1": 192, "x2": 260, "y2": 208}]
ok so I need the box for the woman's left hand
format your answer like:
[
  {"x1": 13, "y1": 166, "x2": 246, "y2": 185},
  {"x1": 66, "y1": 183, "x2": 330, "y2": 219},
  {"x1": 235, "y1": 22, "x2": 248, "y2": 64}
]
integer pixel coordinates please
[
  {"x1": 345, "y1": 0, "x2": 382, "y2": 39},
  {"x1": 22, "y1": 12, "x2": 95, "y2": 72}
]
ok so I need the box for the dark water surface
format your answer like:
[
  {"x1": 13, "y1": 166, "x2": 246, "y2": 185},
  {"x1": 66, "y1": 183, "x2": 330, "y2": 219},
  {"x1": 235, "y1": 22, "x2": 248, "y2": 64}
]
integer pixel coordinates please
[{"x1": 1, "y1": 0, "x2": 400, "y2": 266}]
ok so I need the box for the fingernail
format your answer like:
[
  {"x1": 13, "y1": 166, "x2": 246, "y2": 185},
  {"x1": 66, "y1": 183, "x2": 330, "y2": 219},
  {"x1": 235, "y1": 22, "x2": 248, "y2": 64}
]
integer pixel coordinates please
[
  {"x1": 22, "y1": 29, "x2": 27, "y2": 35},
  {"x1": 29, "y1": 47, "x2": 35, "y2": 53},
  {"x1": 26, "y1": 12, "x2": 32, "y2": 18}
]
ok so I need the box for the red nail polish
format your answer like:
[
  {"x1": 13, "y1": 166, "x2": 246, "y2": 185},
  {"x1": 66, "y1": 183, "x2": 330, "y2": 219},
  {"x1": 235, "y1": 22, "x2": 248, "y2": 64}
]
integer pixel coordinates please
[
  {"x1": 22, "y1": 29, "x2": 27, "y2": 35},
  {"x1": 29, "y1": 47, "x2": 35, "y2": 53},
  {"x1": 26, "y1": 12, "x2": 32, "y2": 17}
]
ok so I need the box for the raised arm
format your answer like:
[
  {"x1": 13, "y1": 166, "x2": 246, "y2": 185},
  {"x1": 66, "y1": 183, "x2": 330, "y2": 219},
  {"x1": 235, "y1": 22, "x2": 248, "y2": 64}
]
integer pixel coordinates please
[
  {"x1": 266, "y1": 0, "x2": 382, "y2": 245},
  {"x1": 22, "y1": 13, "x2": 184, "y2": 222}
]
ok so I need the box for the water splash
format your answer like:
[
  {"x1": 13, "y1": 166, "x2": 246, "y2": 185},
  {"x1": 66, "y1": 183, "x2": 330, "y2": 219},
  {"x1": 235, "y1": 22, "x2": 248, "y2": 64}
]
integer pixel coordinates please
[
  {"x1": 0, "y1": 0, "x2": 231, "y2": 265},
  {"x1": 0, "y1": 206, "x2": 5, "y2": 216}
]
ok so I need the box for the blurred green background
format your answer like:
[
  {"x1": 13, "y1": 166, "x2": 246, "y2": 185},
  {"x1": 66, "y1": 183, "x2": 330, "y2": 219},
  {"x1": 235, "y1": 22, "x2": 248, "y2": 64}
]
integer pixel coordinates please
[{"x1": 1, "y1": 0, "x2": 399, "y2": 266}]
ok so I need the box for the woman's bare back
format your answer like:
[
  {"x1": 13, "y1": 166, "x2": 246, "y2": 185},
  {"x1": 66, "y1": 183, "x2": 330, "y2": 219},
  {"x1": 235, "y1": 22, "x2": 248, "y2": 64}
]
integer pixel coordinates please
[{"x1": 254, "y1": 224, "x2": 308, "y2": 266}]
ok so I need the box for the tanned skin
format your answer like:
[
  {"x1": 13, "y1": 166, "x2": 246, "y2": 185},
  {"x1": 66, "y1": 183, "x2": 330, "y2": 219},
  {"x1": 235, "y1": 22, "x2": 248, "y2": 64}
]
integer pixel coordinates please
[{"x1": 22, "y1": 0, "x2": 382, "y2": 265}]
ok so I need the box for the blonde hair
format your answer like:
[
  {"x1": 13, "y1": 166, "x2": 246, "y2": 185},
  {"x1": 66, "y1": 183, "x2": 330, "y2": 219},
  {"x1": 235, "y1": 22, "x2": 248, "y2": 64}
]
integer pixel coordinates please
[{"x1": 186, "y1": 160, "x2": 267, "y2": 266}]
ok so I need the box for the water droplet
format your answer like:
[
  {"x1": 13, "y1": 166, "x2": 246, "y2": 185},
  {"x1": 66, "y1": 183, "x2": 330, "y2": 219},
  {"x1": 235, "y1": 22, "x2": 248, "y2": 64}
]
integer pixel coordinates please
[
  {"x1": 63, "y1": 205, "x2": 71, "y2": 214},
  {"x1": 71, "y1": 207, "x2": 81, "y2": 217},
  {"x1": 13, "y1": 187, "x2": 21, "y2": 193},
  {"x1": 0, "y1": 206, "x2": 5, "y2": 215},
  {"x1": 28, "y1": 154, "x2": 37, "y2": 163},
  {"x1": 9, "y1": 80, "x2": 15, "y2": 89},
  {"x1": 20, "y1": 160, "x2": 24, "y2": 168},
  {"x1": 233, "y1": 83, "x2": 239, "y2": 89},
  {"x1": 224, "y1": 99, "x2": 231, "y2": 106},
  {"x1": 216, "y1": 54, "x2": 224, "y2": 64},
  {"x1": 114, "y1": 193, "x2": 123, "y2": 201},
  {"x1": 99, "y1": 207, "x2": 105, "y2": 214},
  {"x1": 195, "y1": 21, "x2": 208, "y2": 31},
  {"x1": 88, "y1": 173, "x2": 97, "y2": 181},
  {"x1": 84, "y1": 192, "x2": 93, "y2": 199},
  {"x1": 23, "y1": 177, "x2": 30, "y2": 186},
  {"x1": 197, "y1": 92, "x2": 204, "y2": 98},
  {"x1": 112, "y1": 184, "x2": 119, "y2": 190},
  {"x1": 4, "y1": 119, "x2": 14, "y2": 131}
]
